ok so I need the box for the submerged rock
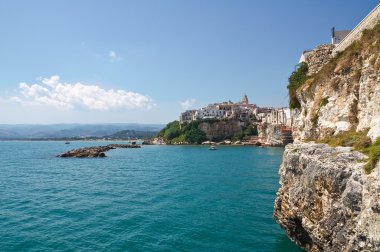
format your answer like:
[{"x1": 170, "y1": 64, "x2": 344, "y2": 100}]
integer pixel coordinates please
[
  {"x1": 57, "y1": 144, "x2": 140, "y2": 158},
  {"x1": 274, "y1": 142, "x2": 380, "y2": 251}
]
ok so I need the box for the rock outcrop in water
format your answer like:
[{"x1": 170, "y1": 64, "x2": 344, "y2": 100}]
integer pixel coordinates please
[
  {"x1": 274, "y1": 142, "x2": 380, "y2": 251},
  {"x1": 57, "y1": 144, "x2": 140, "y2": 158}
]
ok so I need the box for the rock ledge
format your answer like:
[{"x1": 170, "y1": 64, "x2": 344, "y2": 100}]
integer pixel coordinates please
[
  {"x1": 57, "y1": 144, "x2": 141, "y2": 158},
  {"x1": 274, "y1": 142, "x2": 380, "y2": 251}
]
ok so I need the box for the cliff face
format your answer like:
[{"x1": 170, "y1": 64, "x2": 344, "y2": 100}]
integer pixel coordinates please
[
  {"x1": 258, "y1": 123, "x2": 293, "y2": 146},
  {"x1": 274, "y1": 142, "x2": 380, "y2": 252},
  {"x1": 275, "y1": 22, "x2": 380, "y2": 251},
  {"x1": 198, "y1": 120, "x2": 242, "y2": 140},
  {"x1": 303, "y1": 44, "x2": 335, "y2": 75},
  {"x1": 293, "y1": 24, "x2": 380, "y2": 141}
]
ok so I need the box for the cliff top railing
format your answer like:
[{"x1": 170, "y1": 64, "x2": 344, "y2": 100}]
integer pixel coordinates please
[{"x1": 333, "y1": 4, "x2": 380, "y2": 55}]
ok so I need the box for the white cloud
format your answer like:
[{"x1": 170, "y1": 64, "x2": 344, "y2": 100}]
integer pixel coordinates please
[
  {"x1": 108, "y1": 50, "x2": 116, "y2": 58},
  {"x1": 108, "y1": 50, "x2": 120, "y2": 61},
  {"x1": 180, "y1": 98, "x2": 196, "y2": 110},
  {"x1": 11, "y1": 76, "x2": 154, "y2": 111}
]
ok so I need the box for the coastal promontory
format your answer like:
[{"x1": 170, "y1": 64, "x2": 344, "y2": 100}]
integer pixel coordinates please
[{"x1": 274, "y1": 6, "x2": 380, "y2": 251}]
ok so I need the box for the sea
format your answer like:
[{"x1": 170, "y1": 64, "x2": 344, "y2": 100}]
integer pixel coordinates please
[{"x1": 0, "y1": 141, "x2": 302, "y2": 252}]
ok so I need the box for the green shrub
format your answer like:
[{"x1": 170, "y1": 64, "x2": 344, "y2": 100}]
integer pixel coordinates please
[
  {"x1": 157, "y1": 121, "x2": 181, "y2": 141},
  {"x1": 157, "y1": 120, "x2": 207, "y2": 144},
  {"x1": 182, "y1": 121, "x2": 207, "y2": 144},
  {"x1": 317, "y1": 129, "x2": 380, "y2": 173},
  {"x1": 287, "y1": 62, "x2": 308, "y2": 109},
  {"x1": 232, "y1": 132, "x2": 244, "y2": 141},
  {"x1": 243, "y1": 125, "x2": 258, "y2": 136},
  {"x1": 317, "y1": 129, "x2": 371, "y2": 149},
  {"x1": 363, "y1": 138, "x2": 380, "y2": 173},
  {"x1": 320, "y1": 97, "x2": 329, "y2": 107}
]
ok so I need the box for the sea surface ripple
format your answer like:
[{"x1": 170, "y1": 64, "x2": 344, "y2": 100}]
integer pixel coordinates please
[{"x1": 0, "y1": 141, "x2": 301, "y2": 251}]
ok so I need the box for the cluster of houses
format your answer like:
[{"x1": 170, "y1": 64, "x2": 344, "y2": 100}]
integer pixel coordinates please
[
  {"x1": 179, "y1": 94, "x2": 292, "y2": 127},
  {"x1": 179, "y1": 94, "x2": 254, "y2": 123}
]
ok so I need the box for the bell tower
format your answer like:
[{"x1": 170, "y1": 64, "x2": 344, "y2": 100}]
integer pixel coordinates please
[{"x1": 242, "y1": 94, "x2": 248, "y2": 106}]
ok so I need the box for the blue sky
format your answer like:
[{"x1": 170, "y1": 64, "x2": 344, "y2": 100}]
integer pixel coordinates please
[{"x1": 0, "y1": 0, "x2": 378, "y2": 124}]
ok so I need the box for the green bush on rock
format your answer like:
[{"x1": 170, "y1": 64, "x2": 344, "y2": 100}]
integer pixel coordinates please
[
  {"x1": 157, "y1": 120, "x2": 207, "y2": 144},
  {"x1": 158, "y1": 120, "x2": 258, "y2": 144},
  {"x1": 287, "y1": 62, "x2": 308, "y2": 109},
  {"x1": 316, "y1": 129, "x2": 380, "y2": 173}
]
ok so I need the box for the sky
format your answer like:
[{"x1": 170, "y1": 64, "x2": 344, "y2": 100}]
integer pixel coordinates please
[{"x1": 0, "y1": 0, "x2": 378, "y2": 124}]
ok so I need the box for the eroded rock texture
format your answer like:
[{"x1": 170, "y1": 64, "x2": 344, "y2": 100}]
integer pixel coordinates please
[
  {"x1": 198, "y1": 120, "x2": 243, "y2": 141},
  {"x1": 293, "y1": 27, "x2": 380, "y2": 142},
  {"x1": 57, "y1": 144, "x2": 140, "y2": 158},
  {"x1": 304, "y1": 44, "x2": 335, "y2": 75},
  {"x1": 274, "y1": 142, "x2": 380, "y2": 251}
]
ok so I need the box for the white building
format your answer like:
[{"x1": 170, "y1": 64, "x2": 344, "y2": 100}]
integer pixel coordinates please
[
  {"x1": 259, "y1": 107, "x2": 291, "y2": 127},
  {"x1": 331, "y1": 27, "x2": 351, "y2": 45},
  {"x1": 195, "y1": 104, "x2": 225, "y2": 120},
  {"x1": 298, "y1": 27, "x2": 351, "y2": 64},
  {"x1": 299, "y1": 50, "x2": 313, "y2": 63},
  {"x1": 179, "y1": 110, "x2": 197, "y2": 124},
  {"x1": 179, "y1": 94, "x2": 259, "y2": 123}
]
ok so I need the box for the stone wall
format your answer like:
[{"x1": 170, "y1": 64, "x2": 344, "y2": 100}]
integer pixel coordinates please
[
  {"x1": 333, "y1": 4, "x2": 380, "y2": 55},
  {"x1": 303, "y1": 44, "x2": 335, "y2": 75}
]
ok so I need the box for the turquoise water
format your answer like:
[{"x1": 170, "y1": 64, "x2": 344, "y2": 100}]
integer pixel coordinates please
[{"x1": 0, "y1": 142, "x2": 301, "y2": 251}]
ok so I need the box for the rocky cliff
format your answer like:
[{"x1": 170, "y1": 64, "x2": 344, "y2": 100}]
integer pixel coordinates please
[
  {"x1": 275, "y1": 22, "x2": 380, "y2": 251},
  {"x1": 293, "y1": 23, "x2": 380, "y2": 142},
  {"x1": 304, "y1": 44, "x2": 335, "y2": 76},
  {"x1": 258, "y1": 123, "x2": 293, "y2": 146},
  {"x1": 198, "y1": 120, "x2": 243, "y2": 141},
  {"x1": 274, "y1": 142, "x2": 380, "y2": 251}
]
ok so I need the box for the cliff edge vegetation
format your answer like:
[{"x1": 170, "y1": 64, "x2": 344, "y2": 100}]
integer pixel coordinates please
[
  {"x1": 157, "y1": 120, "x2": 207, "y2": 144},
  {"x1": 275, "y1": 18, "x2": 380, "y2": 252},
  {"x1": 157, "y1": 119, "x2": 257, "y2": 144},
  {"x1": 314, "y1": 129, "x2": 380, "y2": 173},
  {"x1": 287, "y1": 62, "x2": 308, "y2": 109},
  {"x1": 291, "y1": 22, "x2": 380, "y2": 142},
  {"x1": 289, "y1": 22, "x2": 380, "y2": 173}
]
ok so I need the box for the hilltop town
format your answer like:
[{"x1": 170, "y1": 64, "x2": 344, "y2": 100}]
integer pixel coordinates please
[
  {"x1": 166, "y1": 7, "x2": 380, "y2": 148},
  {"x1": 156, "y1": 95, "x2": 293, "y2": 146}
]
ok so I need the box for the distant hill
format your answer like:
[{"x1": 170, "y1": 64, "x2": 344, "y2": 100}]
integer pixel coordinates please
[
  {"x1": 0, "y1": 124, "x2": 164, "y2": 140},
  {"x1": 104, "y1": 130, "x2": 157, "y2": 139}
]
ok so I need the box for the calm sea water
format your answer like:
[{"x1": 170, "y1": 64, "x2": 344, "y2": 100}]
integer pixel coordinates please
[{"x1": 0, "y1": 141, "x2": 301, "y2": 252}]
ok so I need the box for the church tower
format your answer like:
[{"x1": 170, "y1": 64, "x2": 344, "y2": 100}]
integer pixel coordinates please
[{"x1": 242, "y1": 94, "x2": 248, "y2": 106}]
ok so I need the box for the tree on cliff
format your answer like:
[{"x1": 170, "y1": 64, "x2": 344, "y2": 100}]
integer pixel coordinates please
[{"x1": 157, "y1": 120, "x2": 207, "y2": 144}]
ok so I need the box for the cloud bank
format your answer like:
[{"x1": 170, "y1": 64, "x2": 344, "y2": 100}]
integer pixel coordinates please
[{"x1": 11, "y1": 76, "x2": 154, "y2": 111}]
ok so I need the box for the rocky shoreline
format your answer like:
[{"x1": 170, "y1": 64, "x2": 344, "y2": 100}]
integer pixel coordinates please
[
  {"x1": 274, "y1": 142, "x2": 380, "y2": 251},
  {"x1": 57, "y1": 144, "x2": 141, "y2": 158}
]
